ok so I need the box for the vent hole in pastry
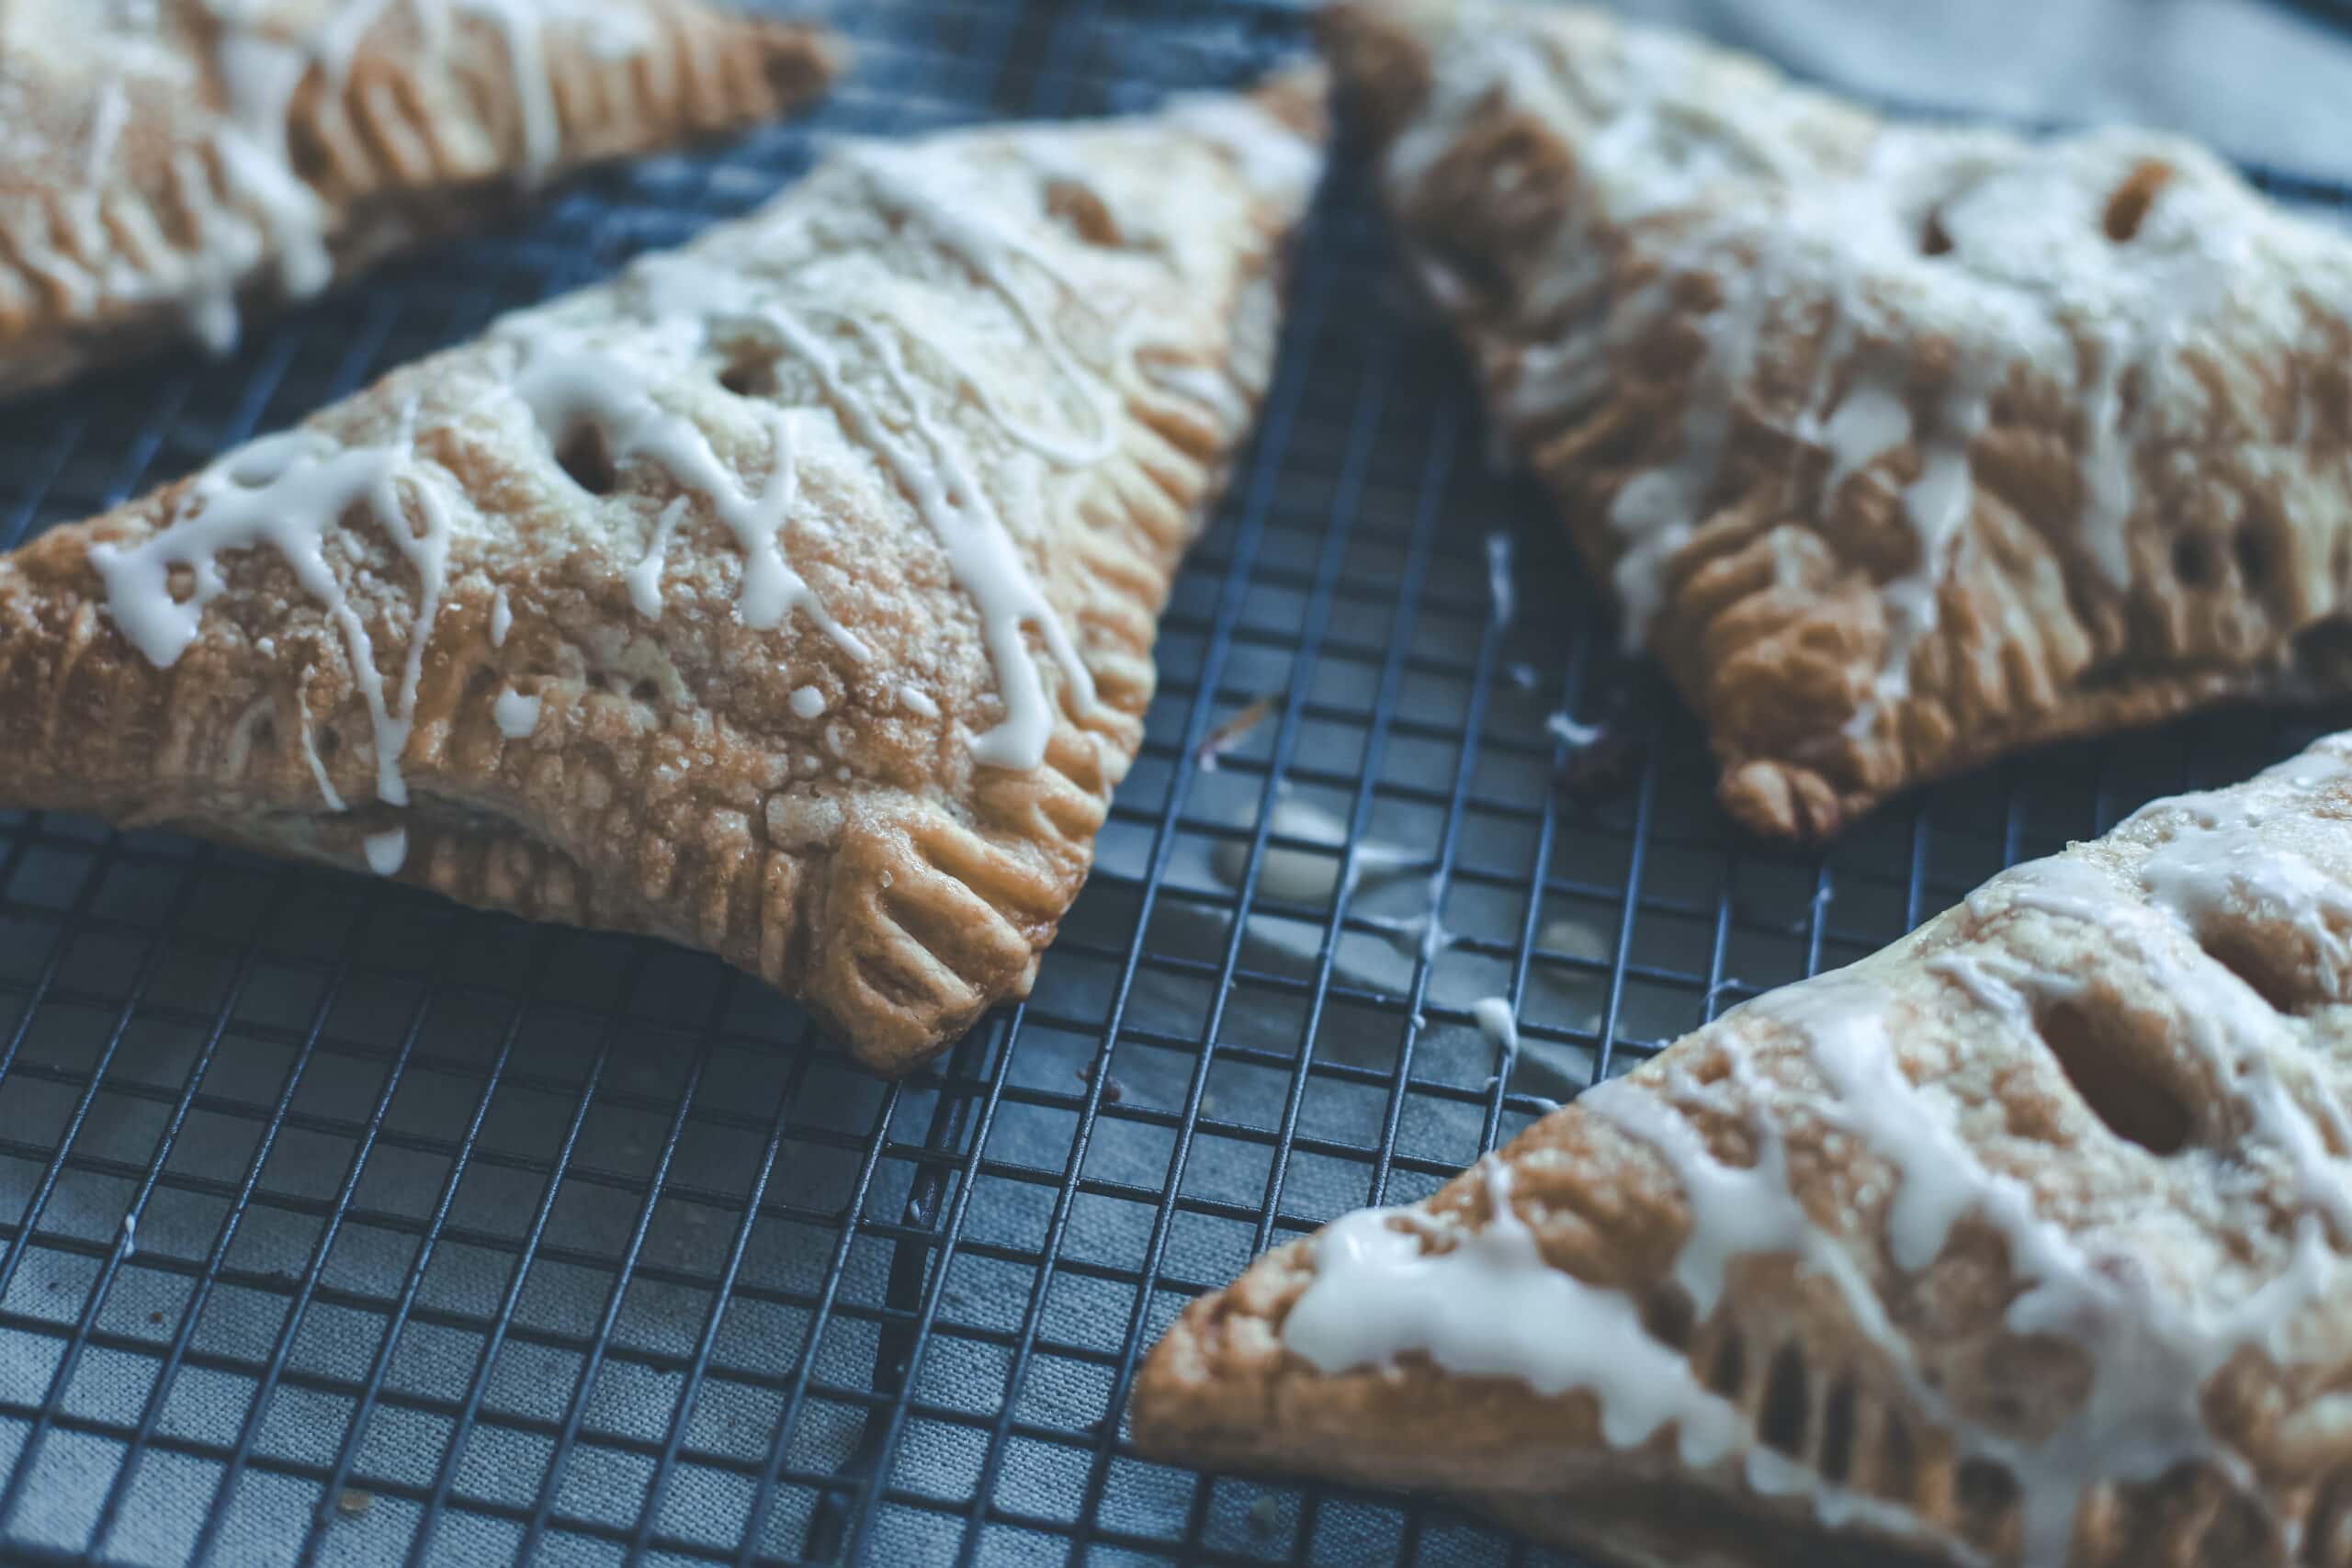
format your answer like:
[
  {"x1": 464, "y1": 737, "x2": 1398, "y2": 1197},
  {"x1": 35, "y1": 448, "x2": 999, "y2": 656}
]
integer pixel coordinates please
[
  {"x1": 2036, "y1": 998, "x2": 2193, "y2": 1155},
  {"x1": 1818, "y1": 1379, "x2": 1859, "y2": 1484},
  {"x1": 1880, "y1": 1409, "x2": 1922, "y2": 1505},
  {"x1": 2173, "y1": 532, "x2": 2218, "y2": 588},
  {"x1": 1920, "y1": 210, "x2": 1954, "y2": 256},
  {"x1": 2200, "y1": 1491, "x2": 2272, "y2": 1563},
  {"x1": 1704, "y1": 1330, "x2": 1747, "y2": 1401},
  {"x1": 1956, "y1": 1459, "x2": 2021, "y2": 1548},
  {"x1": 2300, "y1": 1470, "x2": 2352, "y2": 1565},
  {"x1": 631, "y1": 679, "x2": 660, "y2": 704},
  {"x1": 315, "y1": 727, "x2": 340, "y2": 759},
  {"x1": 288, "y1": 120, "x2": 335, "y2": 187},
  {"x1": 1044, "y1": 178, "x2": 1121, "y2": 247},
  {"x1": 556, "y1": 423, "x2": 619, "y2": 496},
  {"x1": 2191, "y1": 908, "x2": 2340, "y2": 1021},
  {"x1": 2104, "y1": 159, "x2": 2176, "y2": 243},
  {"x1": 1639, "y1": 1282, "x2": 1695, "y2": 1350},
  {"x1": 251, "y1": 716, "x2": 276, "y2": 748},
  {"x1": 2295, "y1": 618, "x2": 2352, "y2": 688},
  {"x1": 1757, "y1": 1342, "x2": 1809, "y2": 1457},
  {"x1": 2236, "y1": 526, "x2": 2273, "y2": 587},
  {"x1": 719, "y1": 351, "x2": 782, "y2": 399},
  {"x1": 166, "y1": 564, "x2": 198, "y2": 604}
]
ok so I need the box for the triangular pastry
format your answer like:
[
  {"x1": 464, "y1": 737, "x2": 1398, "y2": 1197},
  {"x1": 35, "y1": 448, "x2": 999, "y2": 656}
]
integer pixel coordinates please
[
  {"x1": 1321, "y1": 0, "x2": 2352, "y2": 840},
  {"x1": 1136, "y1": 731, "x2": 2352, "y2": 1566},
  {"x1": 0, "y1": 0, "x2": 839, "y2": 396},
  {"x1": 0, "y1": 73, "x2": 1327, "y2": 1076}
]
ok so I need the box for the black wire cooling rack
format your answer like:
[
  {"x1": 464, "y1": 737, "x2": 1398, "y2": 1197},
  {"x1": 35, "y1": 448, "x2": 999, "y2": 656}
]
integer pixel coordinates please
[{"x1": 4, "y1": 2, "x2": 2351, "y2": 1564}]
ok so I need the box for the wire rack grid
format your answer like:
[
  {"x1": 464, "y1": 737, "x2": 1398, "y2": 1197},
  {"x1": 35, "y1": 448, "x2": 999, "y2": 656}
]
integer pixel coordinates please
[{"x1": 1, "y1": 1, "x2": 2348, "y2": 1564}]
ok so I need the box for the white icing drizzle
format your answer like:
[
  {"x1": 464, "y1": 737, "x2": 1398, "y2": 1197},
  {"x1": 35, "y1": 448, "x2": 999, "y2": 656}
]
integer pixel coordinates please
[
  {"x1": 1143, "y1": 359, "x2": 1247, "y2": 431},
  {"x1": 1408, "y1": 12, "x2": 2316, "y2": 715},
  {"x1": 873, "y1": 300, "x2": 1117, "y2": 468},
  {"x1": 1163, "y1": 91, "x2": 1320, "y2": 206},
  {"x1": 1484, "y1": 530, "x2": 1514, "y2": 629},
  {"x1": 1597, "y1": 970, "x2": 2332, "y2": 1562},
  {"x1": 1862, "y1": 372, "x2": 1994, "y2": 713},
  {"x1": 789, "y1": 684, "x2": 826, "y2": 720},
  {"x1": 848, "y1": 144, "x2": 1124, "y2": 463},
  {"x1": 623, "y1": 495, "x2": 689, "y2": 621},
  {"x1": 1471, "y1": 996, "x2": 1518, "y2": 1054},
  {"x1": 1545, "y1": 710, "x2": 1605, "y2": 746},
  {"x1": 1284, "y1": 1156, "x2": 1968, "y2": 1552},
  {"x1": 1211, "y1": 795, "x2": 1419, "y2": 905},
  {"x1": 169, "y1": 0, "x2": 656, "y2": 350},
  {"x1": 441, "y1": 0, "x2": 559, "y2": 177},
  {"x1": 363, "y1": 827, "x2": 408, "y2": 874},
  {"x1": 299, "y1": 717, "x2": 347, "y2": 812},
  {"x1": 1289, "y1": 747, "x2": 2352, "y2": 1559},
  {"x1": 1286, "y1": 1159, "x2": 1745, "y2": 1463},
  {"x1": 492, "y1": 686, "x2": 540, "y2": 738},
  {"x1": 898, "y1": 683, "x2": 941, "y2": 719},
  {"x1": 2130, "y1": 761, "x2": 2352, "y2": 1004},
  {"x1": 771, "y1": 306, "x2": 1093, "y2": 769},
  {"x1": 1986, "y1": 759, "x2": 2352, "y2": 1237},
  {"x1": 84, "y1": 72, "x2": 130, "y2": 189},
  {"x1": 1600, "y1": 265, "x2": 1763, "y2": 641},
  {"x1": 91, "y1": 90, "x2": 1293, "y2": 828},
  {"x1": 581, "y1": 113, "x2": 1257, "y2": 772},
  {"x1": 89, "y1": 429, "x2": 451, "y2": 807},
  {"x1": 513, "y1": 333, "x2": 870, "y2": 661}
]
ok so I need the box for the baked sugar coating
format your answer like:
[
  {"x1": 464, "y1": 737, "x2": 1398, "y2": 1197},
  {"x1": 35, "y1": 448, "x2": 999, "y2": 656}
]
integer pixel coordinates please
[
  {"x1": 0, "y1": 0, "x2": 839, "y2": 396},
  {"x1": 0, "y1": 73, "x2": 1327, "y2": 1075},
  {"x1": 1135, "y1": 729, "x2": 2352, "y2": 1565},
  {"x1": 1323, "y1": 0, "x2": 2352, "y2": 839}
]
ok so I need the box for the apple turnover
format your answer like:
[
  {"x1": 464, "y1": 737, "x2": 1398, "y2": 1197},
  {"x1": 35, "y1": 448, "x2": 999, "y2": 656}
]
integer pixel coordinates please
[
  {"x1": 0, "y1": 73, "x2": 1327, "y2": 1075},
  {"x1": 1136, "y1": 732, "x2": 2352, "y2": 1566},
  {"x1": 0, "y1": 0, "x2": 840, "y2": 396},
  {"x1": 1323, "y1": 0, "x2": 2352, "y2": 839}
]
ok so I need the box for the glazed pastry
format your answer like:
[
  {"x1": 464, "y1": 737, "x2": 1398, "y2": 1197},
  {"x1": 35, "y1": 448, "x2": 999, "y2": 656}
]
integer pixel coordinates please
[
  {"x1": 1134, "y1": 730, "x2": 2352, "y2": 1566},
  {"x1": 0, "y1": 0, "x2": 840, "y2": 396},
  {"x1": 0, "y1": 73, "x2": 1327, "y2": 1075},
  {"x1": 1322, "y1": 0, "x2": 2352, "y2": 839}
]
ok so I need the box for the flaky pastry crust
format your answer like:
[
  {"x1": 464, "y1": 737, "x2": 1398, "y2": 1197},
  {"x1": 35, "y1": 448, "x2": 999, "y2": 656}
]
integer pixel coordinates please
[
  {"x1": 0, "y1": 73, "x2": 1328, "y2": 1075},
  {"x1": 0, "y1": 0, "x2": 839, "y2": 396},
  {"x1": 1136, "y1": 730, "x2": 2352, "y2": 1565},
  {"x1": 1322, "y1": 0, "x2": 2352, "y2": 839}
]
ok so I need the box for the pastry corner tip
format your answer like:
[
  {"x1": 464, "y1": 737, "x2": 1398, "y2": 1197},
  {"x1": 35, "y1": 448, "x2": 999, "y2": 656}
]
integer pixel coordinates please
[{"x1": 1125, "y1": 1308, "x2": 1227, "y2": 1464}]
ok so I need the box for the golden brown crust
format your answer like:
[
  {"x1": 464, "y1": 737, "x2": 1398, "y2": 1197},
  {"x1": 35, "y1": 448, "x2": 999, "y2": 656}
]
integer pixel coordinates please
[
  {"x1": 1134, "y1": 731, "x2": 2352, "y2": 1564},
  {"x1": 0, "y1": 73, "x2": 1328, "y2": 1076},
  {"x1": 0, "y1": 0, "x2": 840, "y2": 397},
  {"x1": 1321, "y1": 0, "x2": 2352, "y2": 840}
]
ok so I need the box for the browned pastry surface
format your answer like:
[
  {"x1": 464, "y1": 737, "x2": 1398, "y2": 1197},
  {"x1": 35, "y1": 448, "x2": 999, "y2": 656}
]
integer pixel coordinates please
[
  {"x1": 1136, "y1": 731, "x2": 2352, "y2": 1565},
  {"x1": 0, "y1": 73, "x2": 1327, "y2": 1075},
  {"x1": 1321, "y1": 0, "x2": 2352, "y2": 840},
  {"x1": 0, "y1": 0, "x2": 839, "y2": 396}
]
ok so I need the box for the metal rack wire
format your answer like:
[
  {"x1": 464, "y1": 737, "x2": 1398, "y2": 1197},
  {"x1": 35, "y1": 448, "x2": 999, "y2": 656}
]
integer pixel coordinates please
[{"x1": 2, "y1": 1, "x2": 2348, "y2": 1564}]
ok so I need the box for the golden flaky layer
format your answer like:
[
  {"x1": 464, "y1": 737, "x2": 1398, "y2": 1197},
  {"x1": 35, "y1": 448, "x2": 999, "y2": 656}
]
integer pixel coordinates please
[
  {"x1": 1323, "y1": 0, "x2": 2352, "y2": 839},
  {"x1": 0, "y1": 72, "x2": 1328, "y2": 1075},
  {"x1": 1136, "y1": 731, "x2": 2352, "y2": 1566},
  {"x1": 0, "y1": 0, "x2": 839, "y2": 396}
]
